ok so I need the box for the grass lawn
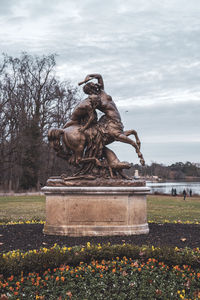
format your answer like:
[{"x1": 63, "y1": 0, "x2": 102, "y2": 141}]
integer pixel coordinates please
[
  {"x1": 0, "y1": 195, "x2": 45, "y2": 222},
  {"x1": 148, "y1": 195, "x2": 200, "y2": 223},
  {"x1": 0, "y1": 194, "x2": 200, "y2": 223}
]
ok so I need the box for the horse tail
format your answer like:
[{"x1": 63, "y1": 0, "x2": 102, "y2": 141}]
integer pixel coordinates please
[{"x1": 48, "y1": 128, "x2": 64, "y2": 153}]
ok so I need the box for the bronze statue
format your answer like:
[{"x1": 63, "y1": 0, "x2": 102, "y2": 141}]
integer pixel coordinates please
[{"x1": 48, "y1": 74, "x2": 145, "y2": 181}]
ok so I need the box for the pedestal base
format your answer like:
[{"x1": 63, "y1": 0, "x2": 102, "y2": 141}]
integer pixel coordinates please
[{"x1": 42, "y1": 185, "x2": 150, "y2": 236}]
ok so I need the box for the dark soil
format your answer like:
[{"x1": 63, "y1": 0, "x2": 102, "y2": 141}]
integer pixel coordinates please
[{"x1": 0, "y1": 223, "x2": 200, "y2": 252}]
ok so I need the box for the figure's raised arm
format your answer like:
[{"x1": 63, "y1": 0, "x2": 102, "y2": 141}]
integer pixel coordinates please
[
  {"x1": 78, "y1": 74, "x2": 104, "y2": 90},
  {"x1": 86, "y1": 74, "x2": 104, "y2": 90}
]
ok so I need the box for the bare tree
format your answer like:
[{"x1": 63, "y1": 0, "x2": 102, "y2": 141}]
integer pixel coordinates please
[{"x1": 0, "y1": 53, "x2": 79, "y2": 191}]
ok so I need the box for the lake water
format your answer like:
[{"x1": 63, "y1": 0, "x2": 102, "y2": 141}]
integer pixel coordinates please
[{"x1": 146, "y1": 181, "x2": 200, "y2": 196}]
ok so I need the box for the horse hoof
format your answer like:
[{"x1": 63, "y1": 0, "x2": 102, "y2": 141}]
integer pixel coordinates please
[{"x1": 140, "y1": 158, "x2": 145, "y2": 166}]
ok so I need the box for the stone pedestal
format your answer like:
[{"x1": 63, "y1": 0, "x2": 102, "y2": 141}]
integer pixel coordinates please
[{"x1": 42, "y1": 184, "x2": 150, "y2": 236}]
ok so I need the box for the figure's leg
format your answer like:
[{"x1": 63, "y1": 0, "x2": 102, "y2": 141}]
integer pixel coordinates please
[
  {"x1": 75, "y1": 145, "x2": 86, "y2": 164},
  {"x1": 79, "y1": 157, "x2": 102, "y2": 166},
  {"x1": 118, "y1": 170, "x2": 131, "y2": 180},
  {"x1": 115, "y1": 134, "x2": 145, "y2": 165},
  {"x1": 109, "y1": 166, "x2": 114, "y2": 178},
  {"x1": 124, "y1": 129, "x2": 141, "y2": 149}
]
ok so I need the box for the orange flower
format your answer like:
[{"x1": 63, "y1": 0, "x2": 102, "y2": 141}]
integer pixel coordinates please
[
  {"x1": 45, "y1": 276, "x2": 48, "y2": 281},
  {"x1": 138, "y1": 268, "x2": 142, "y2": 272},
  {"x1": 61, "y1": 277, "x2": 65, "y2": 282},
  {"x1": 100, "y1": 274, "x2": 103, "y2": 278},
  {"x1": 14, "y1": 292, "x2": 18, "y2": 296},
  {"x1": 112, "y1": 269, "x2": 116, "y2": 273},
  {"x1": 56, "y1": 276, "x2": 59, "y2": 281},
  {"x1": 9, "y1": 287, "x2": 14, "y2": 291},
  {"x1": 8, "y1": 275, "x2": 14, "y2": 281}
]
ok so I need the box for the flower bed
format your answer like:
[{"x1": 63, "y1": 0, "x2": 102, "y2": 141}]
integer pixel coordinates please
[
  {"x1": 1, "y1": 222, "x2": 200, "y2": 299},
  {"x1": 1, "y1": 255, "x2": 200, "y2": 299},
  {"x1": 1, "y1": 219, "x2": 200, "y2": 226}
]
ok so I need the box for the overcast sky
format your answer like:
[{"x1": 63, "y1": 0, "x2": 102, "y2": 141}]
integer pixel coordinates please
[{"x1": 0, "y1": 0, "x2": 200, "y2": 165}]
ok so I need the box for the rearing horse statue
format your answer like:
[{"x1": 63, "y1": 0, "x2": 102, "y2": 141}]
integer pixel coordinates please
[{"x1": 48, "y1": 74, "x2": 145, "y2": 179}]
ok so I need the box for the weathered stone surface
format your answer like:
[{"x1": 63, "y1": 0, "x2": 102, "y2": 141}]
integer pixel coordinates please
[
  {"x1": 42, "y1": 185, "x2": 150, "y2": 236},
  {"x1": 46, "y1": 177, "x2": 145, "y2": 187}
]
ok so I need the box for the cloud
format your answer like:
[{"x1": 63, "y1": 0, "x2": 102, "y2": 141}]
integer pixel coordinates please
[{"x1": 0, "y1": 0, "x2": 200, "y2": 164}]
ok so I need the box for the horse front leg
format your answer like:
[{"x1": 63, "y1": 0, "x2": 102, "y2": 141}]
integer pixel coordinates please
[
  {"x1": 115, "y1": 134, "x2": 145, "y2": 166},
  {"x1": 124, "y1": 129, "x2": 141, "y2": 150}
]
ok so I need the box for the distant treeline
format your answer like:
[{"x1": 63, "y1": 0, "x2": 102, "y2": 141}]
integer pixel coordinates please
[
  {"x1": 0, "y1": 53, "x2": 79, "y2": 191},
  {"x1": 126, "y1": 161, "x2": 200, "y2": 180}
]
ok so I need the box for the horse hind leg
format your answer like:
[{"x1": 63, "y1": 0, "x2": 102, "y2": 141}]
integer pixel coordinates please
[
  {"x1": 124, "y1": 129, "x2": 141, "y2": 150},
  {"x1": 115, "y1": 134, "x2": 145, "y2": 166}
]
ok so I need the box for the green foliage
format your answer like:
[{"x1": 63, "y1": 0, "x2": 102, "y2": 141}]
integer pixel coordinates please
[
  {"x1": 1, "y1": 251, "x2": 200, "y2": 299},
  {"x1": 1, "y1": 243, "x2": 200, "y2": 278}
]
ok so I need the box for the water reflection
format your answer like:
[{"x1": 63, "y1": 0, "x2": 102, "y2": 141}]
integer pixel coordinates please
[{"x1": 146, "y1": 181, "x2": 200, "y2": 195}]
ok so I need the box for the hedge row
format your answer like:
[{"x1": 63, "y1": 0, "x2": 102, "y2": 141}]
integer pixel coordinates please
[{"x1": 1, "y1": 243, "x2": 200, "y2": 278}]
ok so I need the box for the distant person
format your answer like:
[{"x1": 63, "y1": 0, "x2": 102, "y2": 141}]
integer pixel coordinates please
[
  {"x1": 171, "y1": 188, "x2": 174, "y2": 196},
  {"x1": 183, "y1": 189, "x2": 187, "y2": 200},
  {"x1": 174, "y1": 188, "x2": 177, "y2": 196},
  {"x1": 189, "y1": 189, "x2": 192, "y2": 197}
]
